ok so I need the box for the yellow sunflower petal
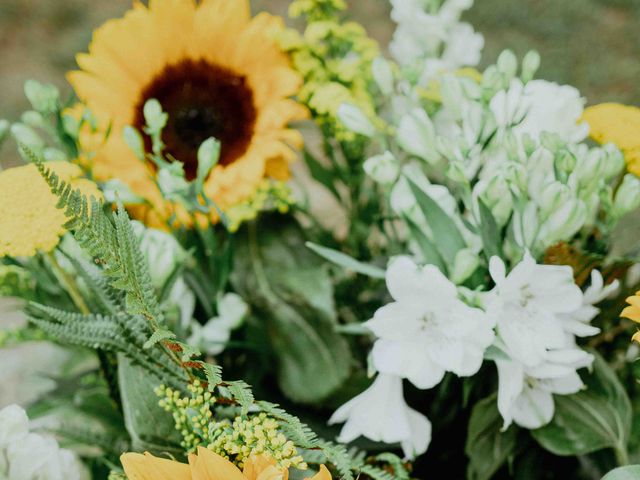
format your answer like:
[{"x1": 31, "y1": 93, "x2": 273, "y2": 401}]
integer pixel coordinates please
[
  {"x1": 306, "y1": 465, "x2": 332, "y2": 480},
  {"x1": 0, "y1": 162, "x2": 100, "y2": 258},
  {"x1": 121, "y1": 452, "x2": 191, "y2": 480},
  {"x1": 189, "y1": 447, "x2": 246, "y2": 480},
  {"x1": 243, "y1": 455, "x2": 289, "y2": 480}
]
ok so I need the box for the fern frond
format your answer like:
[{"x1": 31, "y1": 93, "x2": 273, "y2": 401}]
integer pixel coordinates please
[{"x1": 257, "y1": 401, "x2": 319, "y2": 449}]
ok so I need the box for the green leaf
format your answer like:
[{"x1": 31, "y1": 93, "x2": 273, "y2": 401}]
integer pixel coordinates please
[
  {"x1": 477, "y1": 198, "x2": 503, "y2": 261},
  {"x1": 602, "y1": 466, "x2": 640, "y2": 480},
  {"x1": 304, "y1": 149, "x2": 341, "y2": 199},
  {"x1": 407, "y1": 178, "x2": 466, "y2": 265},
  {"x1": 233, "y1": 217, "x2": 352, "y2": 404},
  {"x1": 226, "y1": 380, "x2": 255, "y2": 415},
  {"x1": 117, "y1": 355, "x2": 182, "y2": 453},
  {"x1": 143, "y1": 328, "x2": 176, "y2": 349},
  {"x1": 532, "y1": 352, "x2": 631, "y2": 459},
  {"x1": 466, "y1": 393, "x2": 519, "y2": 480},
  {"x1": 403, "y1": 215, "x2": 447, "y2": 273},
  {"x1": 306, "y1": 242, "x2": 386, "y2": 279}
]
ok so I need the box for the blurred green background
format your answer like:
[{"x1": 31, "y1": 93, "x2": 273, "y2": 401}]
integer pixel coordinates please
[{"x1": 0, "y1": 0, "x2": 638, "y2": 122}]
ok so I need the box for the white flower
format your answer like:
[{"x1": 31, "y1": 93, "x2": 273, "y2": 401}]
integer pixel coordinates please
[
  {"x1": 189, "y1": 293, "x2": 248, "y2": 355},
  {"x1": 490, "y1": 79, "x2": 589, "y2": 143},
  {"x1": 396, "y1": 108, "x2": 439, "y2": 163},
  {"x1": 363, "y1": 151, "x2": 400, "y2": 185},
  {"x1": 132, "y1": 221, "x2": 187, "y2": 290},
  {"x1": 0, "y1": 404, "x2": 87, "y2": 480},
  {"x1": 496, "y1": 347, "x2": 592, "y2": 429},
  {"x1": 558, "y1": 269, "x2": 618, "y2": 337},
  {"x1": 329, "y1": 374, "x2": 431, "y2": 459},
  {"x1": 367, "y1": 256, "x2": 494, "y2": 388},
  {"x1": 441, "y1": 23, "x2": 484, "y2": 70},
  {"x1": 337, "y1": 103, "x2": 376, "y2": 137},
  {"x1": 0, "y1": 404, "x2": 28, "y2": 447},
  {"x1": 487, "y1": 253, "x2": 583, "y2": 367}
]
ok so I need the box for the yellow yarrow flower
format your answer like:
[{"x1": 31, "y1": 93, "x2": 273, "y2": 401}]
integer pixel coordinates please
[
  {"x1": 120, "y1": 447, "x2": 332, "y2": 480},
  {"x1": 0, "y1": 161, "x2": 100, "y2": 257},
  {"x1": 582, "y1": 103, "x2": 640, "y2": 176},
  {"x1": 68, "y1": 0, "x2": 308, "y2": 228}
]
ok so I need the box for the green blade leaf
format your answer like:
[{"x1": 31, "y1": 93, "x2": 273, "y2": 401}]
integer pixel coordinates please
[
  {"x1": 304, "y1": 149, "x2": 341, "y2": 200},
  {"x1": 477, "y1": 198, "x2": 503, "y2": 261},
  {"x1": 306, "y1": 242, "x2": 386, "y2": 279},
  {"x1": 406, "y1": 178, "x2": 466, "y2": 265},
  {"x1": 465, "y1": 393, "x2": 519, "y2": 480},
  {"x1": 403, "y1": 215, "x2": 447, "y2": 273}
]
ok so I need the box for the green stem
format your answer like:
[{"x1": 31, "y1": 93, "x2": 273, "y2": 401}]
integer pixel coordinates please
[
  {"x1": 614, "y1": 442, "x2": 630, "y2": 467},
  {"x1": 47, "y1": 251, "x2": 90, "y2": 314}
]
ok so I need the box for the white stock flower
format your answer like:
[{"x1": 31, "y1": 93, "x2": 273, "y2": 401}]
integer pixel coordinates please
[
  {"x1": 363, "y1": 151, "x2": 400, "y2": 185},
  {"x1": 329, "y1": 374, "x2": 431, "y2": 459},
  {"x1": 0, "y1": 404, "x2": 86, "y2": 480},
  {"x1": 367, "y1": 256, "x2": 494, "y2": 388},
  {"x1": 487, "y1": 253, "x2": 583, "y2": 367},
  {"x1": 496, "y1": 348, "x2": 592, "y2": 429},
  {"x1": 490, "y1": 79, "x2": 588, "y2": 143}
]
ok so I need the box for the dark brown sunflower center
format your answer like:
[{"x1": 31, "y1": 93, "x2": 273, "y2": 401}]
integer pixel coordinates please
[{"x1": 134, "y1": 59, "x2": 257, "y2": 180}]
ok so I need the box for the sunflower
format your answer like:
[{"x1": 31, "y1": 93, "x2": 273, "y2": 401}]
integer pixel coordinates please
[
  {"x1": 120, "y1": 448, "x2": 331, "y2": 480},
  {"x1": 621, "y1": 290, "x2": 640, "y2": 343},
  {"x1": 0, "y1": 161, "x2": 100, "y2": 257},
  {"x1": 582, "y1": 103, "x2": 640, "y2": 176},
  {"x1": 68, "y1": 0, "x2": 308, "y2": 227}
]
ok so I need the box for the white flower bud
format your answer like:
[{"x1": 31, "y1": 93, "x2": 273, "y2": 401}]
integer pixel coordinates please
[
  {"x1": 24, "y1": 80, "x2": 59, "y2": 113},
  {"x1": 613, "y1": 174, "x2": 640, "y2": 218},
  {"x1": 21, "y1": 110, "x2": 46, "y2": 129},
  {"x1": 43, "y1": 147, "x2": 67, "y2": 162},
  {"x1": 451, "y1": 248, "x2": 479, "y2": 284},
  {"x1": 372, "y1": 57, "x2": 394, "y2": 95},
  {"x1": 197, "y1": 137, "x2": 221, "y2": 184},
  {"x1": 132, "y1": 221, "x2": 187, "y2": 289},
  {"x1": 521, "y1": 50, "x2": 541, "y2": 83},
  {"x1": 497, "y1": 50, "x2": 518, "y2": 79},
  {"x1": 337, "y1": 103, "x2": 376, "y2": 137},
  {"x1": 539, "y1": 198, "x2": 586, "y2": 247},
  {"x1": 602, "y1": 143, "x2": 625, "y2": 179},
  {"x1": 102, "y1": 179, "x2": 146, "y2": 205},
  {"x1": 123, "y1": 125, "x2": 146, "y2": 160},
  {"x1": 157, "y1": 164, "x2": 189, "y2": 199},
  {"x1": 143, "y1": 98, "x2": 168, "y2": 133},
  {"x1": 11, "y1": 123, "x2": 44, "y2": 155},
  {"x1": 396, "y1": 108, "x2": 439, "y2": 164},
  {"x1": 363, "y1": 151, "x2": 399, "y2": 184}
]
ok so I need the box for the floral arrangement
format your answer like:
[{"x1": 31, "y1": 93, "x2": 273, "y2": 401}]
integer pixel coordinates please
[{"x1": 1, "y1": 0, "x2": 640, "y2": 479}]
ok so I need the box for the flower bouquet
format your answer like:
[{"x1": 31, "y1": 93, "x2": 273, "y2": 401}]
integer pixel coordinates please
[{"x1": 1, "y1": 0, "x2": 640, "y2": 479}]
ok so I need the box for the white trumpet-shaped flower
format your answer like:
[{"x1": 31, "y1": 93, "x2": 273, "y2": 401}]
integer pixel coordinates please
[
  {"x1": 367, "y1": 256, "x2": 494, "y2": 389},
  {"x1": 329, "y1": 374, "x2": 431, "y2": 459}
]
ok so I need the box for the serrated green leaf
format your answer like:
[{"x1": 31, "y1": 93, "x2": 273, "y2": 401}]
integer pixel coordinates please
[
  {"x1": 227, "y1": 380, "x2": 254, "y2": 415},
  {"x1": 143, "y1": 328, "x2": 176, "y2": 349},
  {"x1": 306, "y1": 242, "x2": 385, "y2": 279},
  {"x1": 407, "y1": 178, "x2": 466, "y2": 265}
]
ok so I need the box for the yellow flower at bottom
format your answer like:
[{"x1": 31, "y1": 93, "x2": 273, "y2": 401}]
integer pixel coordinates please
[
  {"x1": 582, "y1": 103, "x2": 640, "y2": 175},
  {"x1": 0, "y1": 161, "x2": 100, "y2": 257},
  {"x1": 120, "y1": 448, "x2": 331, "y2": 480}
]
